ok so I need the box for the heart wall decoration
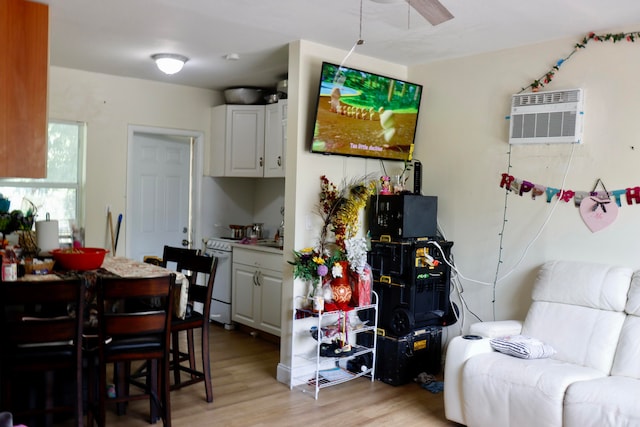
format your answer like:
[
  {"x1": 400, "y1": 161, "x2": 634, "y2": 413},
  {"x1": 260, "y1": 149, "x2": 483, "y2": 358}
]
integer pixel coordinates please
[{"x1": 579, "y1": 196, "x2": 619, "y2": 233}]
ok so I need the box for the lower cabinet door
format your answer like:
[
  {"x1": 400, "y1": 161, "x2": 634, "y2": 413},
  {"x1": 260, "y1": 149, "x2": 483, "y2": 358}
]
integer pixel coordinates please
[
  {"x1": 232, "y1": 263, "x2": 258, "y2": 328},
  {"x1": 257, "y1": 268, "x2": 282, "y2": 336}
]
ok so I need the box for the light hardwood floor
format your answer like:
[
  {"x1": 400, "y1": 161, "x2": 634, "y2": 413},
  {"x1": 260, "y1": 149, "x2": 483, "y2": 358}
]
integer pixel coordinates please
[{"x1": 79, "y1": 323, "x2": 459, "y2": 426}]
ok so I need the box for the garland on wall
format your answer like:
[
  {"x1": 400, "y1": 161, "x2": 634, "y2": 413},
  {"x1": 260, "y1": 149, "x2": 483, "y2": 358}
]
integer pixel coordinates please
[
  {"x1": 499, "y1": 173, "x2": 640, "y2": 207},
  {"x1": 519, "y1": 31, "x2": 640, "y2": 93},
  {"x1": 499, "y1": 173, "x2": 640, "y2": 233}
]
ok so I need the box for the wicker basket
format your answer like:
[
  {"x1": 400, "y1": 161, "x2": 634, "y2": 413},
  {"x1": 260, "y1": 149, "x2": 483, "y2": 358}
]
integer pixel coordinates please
[{"x1": 24, "y1": 259, "x2": 55, "y2": 275}]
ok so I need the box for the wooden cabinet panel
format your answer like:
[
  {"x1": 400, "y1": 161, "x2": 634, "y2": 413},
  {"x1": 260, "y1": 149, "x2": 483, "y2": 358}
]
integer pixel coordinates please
[{"x1": 0, "y1": 0, "x2": 49, "y2": 178}]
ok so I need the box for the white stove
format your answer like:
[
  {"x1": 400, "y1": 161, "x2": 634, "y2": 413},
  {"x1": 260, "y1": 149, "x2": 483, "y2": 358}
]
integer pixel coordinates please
[
  {"x1": 204, "y1": 237, "x2": 237, "y2": 251},
  {"x1": 203, "y1": 237, "x2": 235, "y2": 329}
]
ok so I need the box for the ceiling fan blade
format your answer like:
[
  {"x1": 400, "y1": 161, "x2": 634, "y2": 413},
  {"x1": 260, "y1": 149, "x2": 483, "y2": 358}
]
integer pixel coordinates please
[{"x1": 406, "y1": 0, "x2": 454, "y2": 26}]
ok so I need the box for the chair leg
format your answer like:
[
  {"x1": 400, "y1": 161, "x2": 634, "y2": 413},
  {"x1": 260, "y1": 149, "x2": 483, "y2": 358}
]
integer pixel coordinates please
[
  {"x1": 201, "y1": 324, "x2": 213, "y2": 403},
  {"x1": 162, "y1": 355, "x2": 172, "y2": 427},
  {"x1": 98, "y1": 360, "x2": 107, "y2": 427},
  {"x1": 86, "y1": 356, "x2": 96, "y2": 427},
  {"x1": 76, "y1": 360, "x2": 84, "y2": 427},
  {"x1": 114, "y1": 362, "x2": 128, "y2": 416},
  {"x1": 186, "y1": 329, "x2": 197, "y2": 379},
  {"x1": 148, "y1": 359, "x2": 159, "y2": 424},
  {"x1": 172, "y1": 331, "x2": 181, "y2": 386},
  {"x1": 44, "y1": 371, "x2": 54, "y2": 427}
]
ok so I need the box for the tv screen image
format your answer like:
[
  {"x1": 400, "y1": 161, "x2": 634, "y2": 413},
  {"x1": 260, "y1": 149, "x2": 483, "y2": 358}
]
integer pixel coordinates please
[{"x1": 311, "y1": 62, "x2": 423, "y2": 162}]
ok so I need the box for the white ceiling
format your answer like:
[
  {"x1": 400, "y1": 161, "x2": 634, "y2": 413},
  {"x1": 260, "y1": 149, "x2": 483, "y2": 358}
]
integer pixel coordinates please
[{"x1": 41, "y1": 0, "x2": 640, "y2": 91}]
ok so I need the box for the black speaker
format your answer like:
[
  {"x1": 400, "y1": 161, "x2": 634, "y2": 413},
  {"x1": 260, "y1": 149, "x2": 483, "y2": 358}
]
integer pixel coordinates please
[
  {"x1": 413, "y1": 161, "x2": 422, "y2": 194},
  {"x1": 368, "y1": 194, "x2": 438, "y2": 239}
]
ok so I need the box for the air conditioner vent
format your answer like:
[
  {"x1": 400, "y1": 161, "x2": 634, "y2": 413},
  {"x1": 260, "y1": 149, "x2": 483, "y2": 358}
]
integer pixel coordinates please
[{"x1": 509, "y1": 88, "x2": 584, "y2": 144}]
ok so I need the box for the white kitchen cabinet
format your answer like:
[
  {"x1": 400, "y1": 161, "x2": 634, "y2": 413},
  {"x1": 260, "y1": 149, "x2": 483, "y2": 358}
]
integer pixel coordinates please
[
  {"x1": 208, "y1": 104, "x2": 265, "y2": 177},
  {"x1": 264, "y1": 100, "x2": 287, "y2": 178},
  {"x1": 231, "y1": 246, "x2": 283, "y2": 336},
  {"x1": 208, "y1": 101, "x2": 287, "y2": 178}
]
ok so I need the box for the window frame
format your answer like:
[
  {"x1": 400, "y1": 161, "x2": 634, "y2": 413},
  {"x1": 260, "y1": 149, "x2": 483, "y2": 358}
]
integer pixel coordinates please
[{"x1": 0, "y1": 120, "x2": 86, "y2": 239}]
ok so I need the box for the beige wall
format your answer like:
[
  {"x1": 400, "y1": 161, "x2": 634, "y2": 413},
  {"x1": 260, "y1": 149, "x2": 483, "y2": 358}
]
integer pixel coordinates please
[
  {"x1": 409, "y1": 27, "x2": 640, "y2": 328},
  {"x1": 48, "y1": 67, "x2": 219, "y2": 254}
]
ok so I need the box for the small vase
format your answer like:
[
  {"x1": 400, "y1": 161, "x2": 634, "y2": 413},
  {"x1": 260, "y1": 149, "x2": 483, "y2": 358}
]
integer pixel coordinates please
[{"x1": 331, "y1": 261, "x2": 352, "y2": 305}]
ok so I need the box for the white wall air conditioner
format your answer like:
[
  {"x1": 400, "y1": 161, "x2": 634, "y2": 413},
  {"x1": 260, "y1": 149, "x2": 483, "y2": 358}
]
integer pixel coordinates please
[{"x1": 509, "y1": 88, "x2": 584, "y2": 144}]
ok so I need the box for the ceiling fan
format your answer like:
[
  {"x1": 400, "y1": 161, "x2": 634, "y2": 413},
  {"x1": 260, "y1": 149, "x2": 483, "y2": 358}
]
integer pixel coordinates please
[{"x1": 370, "y1": 0, "x2": 454, "y2": 26}]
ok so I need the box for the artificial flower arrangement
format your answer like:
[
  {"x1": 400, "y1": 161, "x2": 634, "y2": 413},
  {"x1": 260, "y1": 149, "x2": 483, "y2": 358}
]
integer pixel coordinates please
[{"x1": 289, "y1": 175, "x2": 376, "y2": 310}]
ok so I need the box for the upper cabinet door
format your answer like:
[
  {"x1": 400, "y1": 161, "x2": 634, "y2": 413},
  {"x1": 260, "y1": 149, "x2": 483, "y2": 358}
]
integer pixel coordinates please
[
  {"x1": 208, "y1": 105, "x2": 265, "y2": 177},
  {"x1": 0, "y1": 0, "x2": 49, "y2": 178},
  {"x1": 264, "y1": 101, "x2": 287, "y2": 178},
  {"x1": 225, "y1": 105, "x2": 265, "y2": 177}
]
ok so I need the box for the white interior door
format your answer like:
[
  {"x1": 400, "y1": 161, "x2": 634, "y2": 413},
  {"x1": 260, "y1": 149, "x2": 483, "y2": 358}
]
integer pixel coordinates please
[{"x1": 128, "y1": 131, "x2": 192, "y2": 261}]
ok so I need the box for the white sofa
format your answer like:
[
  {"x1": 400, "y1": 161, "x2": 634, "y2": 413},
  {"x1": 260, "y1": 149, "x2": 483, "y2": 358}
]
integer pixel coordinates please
[{"x1": 443, "y1": 260, "x2": 640, "y2": 427}]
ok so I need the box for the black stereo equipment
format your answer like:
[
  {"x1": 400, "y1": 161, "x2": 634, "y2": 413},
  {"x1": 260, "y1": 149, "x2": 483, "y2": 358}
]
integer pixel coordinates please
[{"x1": 368, "y1": 194, "x2": 437, "y2": 239}]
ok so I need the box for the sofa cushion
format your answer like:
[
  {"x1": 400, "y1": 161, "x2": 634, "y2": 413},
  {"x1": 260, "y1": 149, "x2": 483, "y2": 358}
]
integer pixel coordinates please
[
  {"x1": 523, "y1": 301, "x2": 626, "y2": 372},
  {"x1": 462, "y1": 352, "x2": 605, "y2": 427},
  {"x1": 564, "y1": 376, "x2": 640, "y2": 427},
  {"x1": 611, "y1": 315, "x2": 640, "y2": 378},
  {"x1": 532, "y1": 260, "x2": 632, "y2": 311},
  {"x1": 521, "y1": 260, "x2": 631, "y2": 373}
]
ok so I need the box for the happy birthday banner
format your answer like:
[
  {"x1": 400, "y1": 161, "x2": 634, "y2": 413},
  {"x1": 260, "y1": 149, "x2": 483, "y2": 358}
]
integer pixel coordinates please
[{"x1": 499, "y1": 173, "x2": 640, "y2": 208}]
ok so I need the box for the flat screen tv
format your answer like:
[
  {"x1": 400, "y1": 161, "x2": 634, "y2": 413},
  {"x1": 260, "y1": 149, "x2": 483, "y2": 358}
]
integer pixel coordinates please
[{"x1": 310, "y1": 61, "x2": 423, "y2": 162}]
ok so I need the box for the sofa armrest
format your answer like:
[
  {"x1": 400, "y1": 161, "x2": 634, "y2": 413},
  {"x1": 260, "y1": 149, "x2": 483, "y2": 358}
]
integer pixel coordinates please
[
  {"x1": 469, "y1": 320, "x2": 523, "y2": 338},
  {"x1": 444, "y1": 335, "x2": 493, "y2": 424}
]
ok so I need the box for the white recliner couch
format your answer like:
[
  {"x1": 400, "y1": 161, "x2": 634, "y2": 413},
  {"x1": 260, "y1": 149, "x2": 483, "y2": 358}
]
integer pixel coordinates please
[{"x1": 443, "y1": 260, "x2": 640, "y2": 427}]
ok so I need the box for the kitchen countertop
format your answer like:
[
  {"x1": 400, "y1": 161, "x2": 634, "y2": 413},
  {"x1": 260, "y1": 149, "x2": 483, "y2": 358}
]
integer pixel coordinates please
[{"x1": 230, "y1": 240, "x2": 283, "y2": 255}]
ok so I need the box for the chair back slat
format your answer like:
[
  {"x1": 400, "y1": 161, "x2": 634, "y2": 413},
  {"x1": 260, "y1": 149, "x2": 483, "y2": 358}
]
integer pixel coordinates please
[
  {"x1": 104, "y1": 312, "x2": 168, "y2": 336},
  {"x1": 9, "y1": 319, "x2": 78, "y2": 345},
  {"x1": 102, "y1": 276, "x2": 174, "y2": 299}
]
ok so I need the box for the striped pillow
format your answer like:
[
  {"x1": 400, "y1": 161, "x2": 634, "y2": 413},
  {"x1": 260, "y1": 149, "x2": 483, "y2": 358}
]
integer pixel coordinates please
[{"x1": 490, "y1": 335, "x2": 556, "y2": 359}]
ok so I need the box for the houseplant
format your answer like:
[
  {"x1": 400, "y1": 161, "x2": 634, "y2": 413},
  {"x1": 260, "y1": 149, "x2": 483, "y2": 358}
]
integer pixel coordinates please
[{"x1": 289, "y1": 175, "x2": 376, "y2": 310}]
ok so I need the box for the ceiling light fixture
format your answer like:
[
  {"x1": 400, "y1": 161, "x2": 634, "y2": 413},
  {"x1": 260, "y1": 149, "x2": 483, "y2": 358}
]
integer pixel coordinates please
[{"x1": 151, "y1": 53, "x2": 189, "y2": 75}]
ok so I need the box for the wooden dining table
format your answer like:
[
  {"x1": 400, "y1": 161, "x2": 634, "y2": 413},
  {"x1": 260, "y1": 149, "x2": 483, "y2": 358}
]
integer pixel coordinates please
[{"x1": 20, "y1": 255, "x2": 190, "y2": 320}]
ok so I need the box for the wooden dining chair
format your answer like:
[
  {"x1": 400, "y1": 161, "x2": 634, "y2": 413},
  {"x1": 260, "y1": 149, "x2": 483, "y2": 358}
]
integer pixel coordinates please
[
  {"x1": 161, "y1": 245, "x2": 199, "y2": 270},
  {"x1": 170, "y1": 254, "x2": 218, "y2": 402},
  {"x1": 0, "y1": 279, "x2": 85, "y2": 427},
  {"x1": 89, "y1": 274, "x2": 175, "y2": 427}
]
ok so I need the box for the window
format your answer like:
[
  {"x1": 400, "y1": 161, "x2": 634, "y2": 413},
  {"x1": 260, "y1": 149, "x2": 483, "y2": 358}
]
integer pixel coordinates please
[{"x1": 0, "y1": 121, "x2": 85, "y2": 242}]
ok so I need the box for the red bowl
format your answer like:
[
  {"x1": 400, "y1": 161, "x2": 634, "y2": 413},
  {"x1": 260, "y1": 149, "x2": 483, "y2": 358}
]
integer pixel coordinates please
[{"x1": 50, "y1": 247, "x2": 108, "y2": 271}]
